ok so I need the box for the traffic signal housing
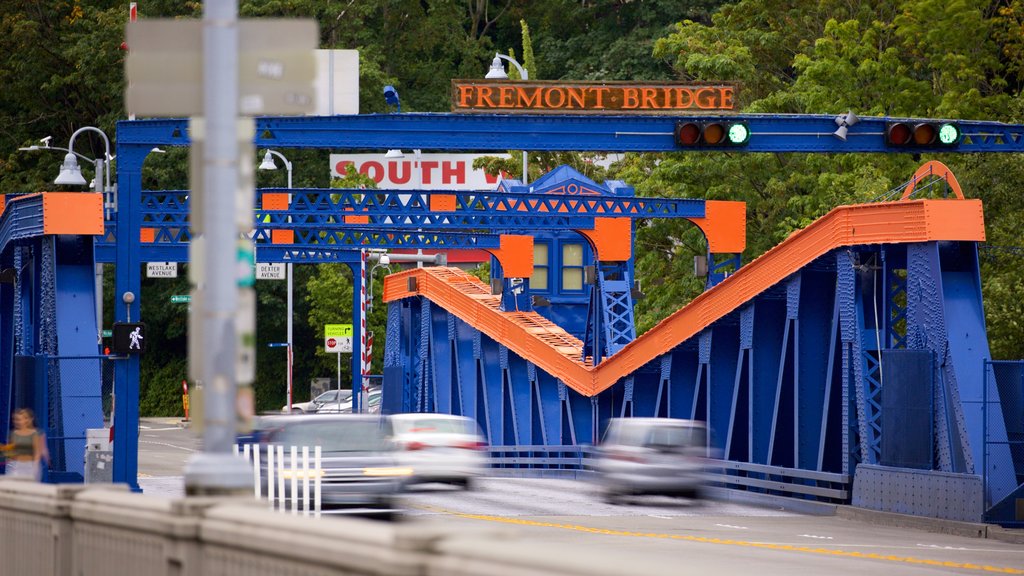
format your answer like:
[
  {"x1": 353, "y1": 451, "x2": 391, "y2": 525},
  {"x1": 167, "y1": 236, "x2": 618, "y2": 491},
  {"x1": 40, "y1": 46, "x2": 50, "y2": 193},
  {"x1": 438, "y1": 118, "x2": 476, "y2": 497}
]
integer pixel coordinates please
[
  {"x1": 675, "y1": 121, "x2": 750, "y2": 147},
  {"x1": 885, "y1": 121, "x2": 961, "y2": 148}
]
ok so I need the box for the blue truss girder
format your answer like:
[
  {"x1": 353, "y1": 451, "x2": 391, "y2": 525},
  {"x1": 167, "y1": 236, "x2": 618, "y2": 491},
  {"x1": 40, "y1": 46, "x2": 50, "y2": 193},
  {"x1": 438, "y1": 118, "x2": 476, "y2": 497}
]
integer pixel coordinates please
[
  {"x1": 385, "y1": 239, "x2": 1021, "y2": 513},
  {"x1": 118, "y1": 115, "x2": 1024, "y2": 153},
  {"x1": 597, "y1": 264, "x2": 636, "y2": 357},
  {"x1": 252, "y1": 225, "x2": 502, "y2": 250}
]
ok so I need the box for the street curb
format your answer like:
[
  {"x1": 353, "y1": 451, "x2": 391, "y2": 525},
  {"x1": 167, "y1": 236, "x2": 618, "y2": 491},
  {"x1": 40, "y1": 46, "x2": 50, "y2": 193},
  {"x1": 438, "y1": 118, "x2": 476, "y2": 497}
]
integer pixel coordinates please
[
  {"x1": 988, "y1": 525, "x2": 1024, "y2": 545},
  {"x1": 836, "y1": 506, "x2": 988, "y2": 538}
]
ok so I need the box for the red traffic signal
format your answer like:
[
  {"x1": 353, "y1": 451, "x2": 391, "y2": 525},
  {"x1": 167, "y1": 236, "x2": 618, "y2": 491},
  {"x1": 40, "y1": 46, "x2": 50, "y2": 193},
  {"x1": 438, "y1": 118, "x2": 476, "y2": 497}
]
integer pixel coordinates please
[
  {"x1": 674, "y1": 121, "x2": 750, "y2": 147},
  {"x1": 885, "y1": 122, "x2": 961, "y2": 147}
]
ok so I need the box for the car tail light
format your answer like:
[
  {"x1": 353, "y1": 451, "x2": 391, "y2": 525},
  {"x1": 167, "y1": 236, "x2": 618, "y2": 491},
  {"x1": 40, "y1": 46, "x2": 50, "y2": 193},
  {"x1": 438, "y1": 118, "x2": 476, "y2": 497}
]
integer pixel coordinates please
[
  {"x1": 609, "y1": 450, "x2": 645, "y2": 463},
  {"x1": 454, "y1": 440, "x2": 487, "y2": 450},
  {"x1": 404, "y1": 441, "x2": 426, "y2": 451}
]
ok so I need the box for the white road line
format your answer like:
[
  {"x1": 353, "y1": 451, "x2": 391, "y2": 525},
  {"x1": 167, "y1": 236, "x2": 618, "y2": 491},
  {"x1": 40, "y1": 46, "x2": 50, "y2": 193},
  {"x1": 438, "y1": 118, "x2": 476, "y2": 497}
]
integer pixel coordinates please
[
  {"x1": 799, "y1": 534, "x2": 834, "y2": 540},
  {"x1": 648, "y1": 515, "x2": 674, "y2": 519},
  {"x1": 139, "y1": 440, "x2": 195, "y2": 452},
  {"x1": 715, "y1": 523, "x2": 748, "y2": 530},
  {"x1": 916, "y1": 543, "x2": 969, "y2": 551}
]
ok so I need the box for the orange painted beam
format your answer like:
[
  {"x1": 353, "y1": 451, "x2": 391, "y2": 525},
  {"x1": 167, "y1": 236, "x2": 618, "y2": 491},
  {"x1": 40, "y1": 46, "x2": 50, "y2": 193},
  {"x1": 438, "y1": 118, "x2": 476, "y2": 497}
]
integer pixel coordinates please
[
  {"x1": 0, "y1": 196, "x2": 6, "y2": 215},
  {"x1": 271, "y1": 230, "x2": 294, "y2": 244},
  {"x1": 687, "y1": 200, "x2": 746, "y2": 254},
  {"x1": 385, "y1": 198, "x2": 986, "y2": 398},
  {"x1": 43, "y1": 193, "x2": 104, "y2": 235},
  {"x1": 485, "y1": 235, "x2": 535, "y2": 278},
  {"x1": 140, "y1": 228, "x2": 156, "y2": 243},
  {"x1": 261, "y1": 192, "x2": 290, "y2": 211},
  {"x1": 577, "y1": 218, "x2": 631, "y2": 262}
]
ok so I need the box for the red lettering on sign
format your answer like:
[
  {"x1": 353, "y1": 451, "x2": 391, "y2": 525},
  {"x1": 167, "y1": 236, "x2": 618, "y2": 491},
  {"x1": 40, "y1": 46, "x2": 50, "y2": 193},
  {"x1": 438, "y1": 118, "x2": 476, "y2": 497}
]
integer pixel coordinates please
[
  {"x1": 420, "y1": 161, "x2": 439, "y2": 185},
  {"x1": 442, "y1": 161, "x2": 465, "y2": 184},
  {"x1": 327, "y1": 338, "x2": 337, "y2": 348},
  {"x1": 334, "y1": 160, "x2": 355, "y2": 177},
  {"x1": 388, "y1": 160, "x2": 411, "y2": 185},
  {"x1": 720, "y1": 86, "x2": 735, "y2": 109},
  {"x1": 360, "y1": 161, "x2": 384, "y2": 183}
]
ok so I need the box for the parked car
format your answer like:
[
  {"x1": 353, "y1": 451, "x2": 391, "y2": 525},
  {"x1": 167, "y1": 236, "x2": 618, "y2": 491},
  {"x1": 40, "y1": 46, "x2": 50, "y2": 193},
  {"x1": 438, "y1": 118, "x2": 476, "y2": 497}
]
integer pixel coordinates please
[
  {"x1": 594, "y1": 418, "x2": 709, "y2": 503},
  {"x1": 319, "y1": 387, "x2": 382, "y2": 414},
  {"x1": 257, "y1": 414, "x2": 408, "y2": 515},
  {"x1": 280, "y1": 389, "x2": 351, "y2": 414},
  {"x1": 390, "y1": 413, "x2": 488, "y2": 489}
]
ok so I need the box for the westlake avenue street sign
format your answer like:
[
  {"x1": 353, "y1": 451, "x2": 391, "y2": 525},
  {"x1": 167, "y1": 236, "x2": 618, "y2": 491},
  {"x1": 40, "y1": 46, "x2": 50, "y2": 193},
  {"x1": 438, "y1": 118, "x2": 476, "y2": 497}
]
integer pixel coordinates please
[{"x1": 452, "y1": 80, "x2": 738, "y2": 114}]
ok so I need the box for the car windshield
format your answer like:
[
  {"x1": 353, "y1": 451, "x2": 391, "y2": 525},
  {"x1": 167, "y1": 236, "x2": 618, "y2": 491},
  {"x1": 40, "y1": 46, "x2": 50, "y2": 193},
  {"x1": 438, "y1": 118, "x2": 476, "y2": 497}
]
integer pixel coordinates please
[
  {"x1": 610, "y1": 423, "x2": 706, "y2": 448},
  {"x1": 394, "y1": 417, "x2": 479, "y2": 435},
  {"x1": 275, "y1": 419, "x2": 391, "y2": 452},
  {"x1": 315, "y1": 390, "x2": 351, "y2": 404}
]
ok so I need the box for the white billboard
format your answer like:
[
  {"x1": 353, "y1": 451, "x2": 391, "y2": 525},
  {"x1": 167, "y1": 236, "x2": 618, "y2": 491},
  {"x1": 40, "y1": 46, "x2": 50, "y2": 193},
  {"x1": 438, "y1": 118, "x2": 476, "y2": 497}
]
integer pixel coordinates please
[{"x1": 329, "y1": 153, "x2": 510, "y2": 190}]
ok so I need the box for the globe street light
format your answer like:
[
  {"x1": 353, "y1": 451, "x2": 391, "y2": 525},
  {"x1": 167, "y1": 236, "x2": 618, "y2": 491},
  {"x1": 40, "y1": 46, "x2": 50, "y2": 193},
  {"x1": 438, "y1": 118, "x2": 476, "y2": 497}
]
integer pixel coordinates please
[
  {"x1": 484, "y1": 53, "x2": 530, "y2": 184},
  {"x1": 21, "y1": 126, "x2": 113, "y2": 347},
  {"x1": 257, "y1": 149, "x2": 295, "y2": 411}
]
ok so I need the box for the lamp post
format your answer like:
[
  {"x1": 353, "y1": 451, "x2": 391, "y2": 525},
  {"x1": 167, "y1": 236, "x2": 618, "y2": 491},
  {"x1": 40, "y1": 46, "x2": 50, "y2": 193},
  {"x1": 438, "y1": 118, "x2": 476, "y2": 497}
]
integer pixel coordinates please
[
  {"x1": 484, "y1": 53, "x2": 530, "y2": 184},
  {"x1": 22, "y1": 127, "x2": 113, "y2": 346},
  {"x1": 257, "y1": 149, "x2": 294, "y2": 412}
]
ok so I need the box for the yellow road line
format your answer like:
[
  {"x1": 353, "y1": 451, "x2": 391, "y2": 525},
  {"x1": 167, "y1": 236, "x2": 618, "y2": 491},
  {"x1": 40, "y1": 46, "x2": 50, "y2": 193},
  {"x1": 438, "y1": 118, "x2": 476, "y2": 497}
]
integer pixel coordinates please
[{"x1": 418, "y1": 505, "x2": 1024, "y2": 575}]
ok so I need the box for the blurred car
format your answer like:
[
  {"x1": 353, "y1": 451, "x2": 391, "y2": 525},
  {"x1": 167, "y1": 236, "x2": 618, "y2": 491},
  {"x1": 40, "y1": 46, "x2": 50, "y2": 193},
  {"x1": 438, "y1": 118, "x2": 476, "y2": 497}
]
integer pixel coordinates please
[
  {"x1": 390, "y1": 413, "x2": 488, "y2": 489},
  {"x1": 594, "y1": 418, "x2": 708, "y2": 503},
  {"x1": 257, "y1": 414, "x2": 409, "y2": 515},
  {"x1": 280, "y1": 389, "x2": 352, "y2": 414},
  {"x1": 319, "y1": 387, "x2": 382, "y2": 414}
]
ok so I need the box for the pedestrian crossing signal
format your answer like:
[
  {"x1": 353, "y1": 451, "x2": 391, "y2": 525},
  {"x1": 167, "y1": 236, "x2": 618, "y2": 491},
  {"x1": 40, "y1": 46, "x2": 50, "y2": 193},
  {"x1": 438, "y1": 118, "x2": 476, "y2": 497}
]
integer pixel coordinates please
[{"x1": 112, "y1": 322, "x2": 146, "y2": 354}]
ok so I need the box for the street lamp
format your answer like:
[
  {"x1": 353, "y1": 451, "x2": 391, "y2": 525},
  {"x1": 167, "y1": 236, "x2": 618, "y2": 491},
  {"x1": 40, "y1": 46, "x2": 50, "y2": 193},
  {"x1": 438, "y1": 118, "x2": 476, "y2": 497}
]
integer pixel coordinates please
[
  {"x1": 21, "y1": 126, "x2": 114, "y2": 347},
  {"x1": 484, "y1": 53, "x2": 530, "y2": 184},
  {"x1": 257, "y1": 149, "x2": 295, "y2": 411},
  {"x1": 486, "y1": 53, "x2": 529, "y2": 80}
]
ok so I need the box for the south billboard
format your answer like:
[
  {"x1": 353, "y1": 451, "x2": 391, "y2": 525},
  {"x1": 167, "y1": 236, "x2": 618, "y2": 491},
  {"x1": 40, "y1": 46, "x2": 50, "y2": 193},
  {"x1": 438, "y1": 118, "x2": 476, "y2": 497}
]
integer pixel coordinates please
[{"x1": 329, "y1": 153, "x2": 510, "y2": 190}]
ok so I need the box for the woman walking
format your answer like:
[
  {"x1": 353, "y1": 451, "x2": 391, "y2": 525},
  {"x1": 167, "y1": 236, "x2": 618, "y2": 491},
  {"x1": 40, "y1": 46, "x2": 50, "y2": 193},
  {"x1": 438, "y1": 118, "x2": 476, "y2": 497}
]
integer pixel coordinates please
[{"x1": 2, "y1": 408, "x2": 48, "y2": 481}]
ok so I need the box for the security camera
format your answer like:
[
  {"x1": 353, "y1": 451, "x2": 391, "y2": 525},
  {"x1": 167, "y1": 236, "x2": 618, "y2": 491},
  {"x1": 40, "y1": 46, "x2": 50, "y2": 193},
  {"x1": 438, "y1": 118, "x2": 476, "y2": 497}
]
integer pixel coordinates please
[{"x1": 39, "y1": 136, "x2": 52, "y2": 147}]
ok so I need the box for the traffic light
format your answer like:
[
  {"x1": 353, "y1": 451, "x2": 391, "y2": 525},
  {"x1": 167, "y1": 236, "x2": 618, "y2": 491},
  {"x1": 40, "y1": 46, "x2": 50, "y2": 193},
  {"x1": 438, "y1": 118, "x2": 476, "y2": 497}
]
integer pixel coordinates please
[
  {"x1": 885, "y1": 122, "x2": 961, "y2": 147},
  {"x1": 675, "y1": 121, "x2": 750, "y2": 147}
]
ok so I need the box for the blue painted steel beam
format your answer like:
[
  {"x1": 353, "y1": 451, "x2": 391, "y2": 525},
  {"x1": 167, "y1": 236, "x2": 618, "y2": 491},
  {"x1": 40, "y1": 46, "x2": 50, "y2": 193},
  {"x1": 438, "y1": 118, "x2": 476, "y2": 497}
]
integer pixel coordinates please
[{"x1": 118, "y1": 114, "x2": 1024, "y2": 153}]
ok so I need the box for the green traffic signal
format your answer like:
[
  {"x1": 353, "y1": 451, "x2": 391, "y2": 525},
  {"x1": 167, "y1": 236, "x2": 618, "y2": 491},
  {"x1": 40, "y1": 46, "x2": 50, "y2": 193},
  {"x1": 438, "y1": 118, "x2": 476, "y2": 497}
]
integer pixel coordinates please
[
  {"x1": 727, "y1": 123, "x2": 750, "y2": 145},
  {"x1": 938, "y1": 123, "x2": 961, "y2": 145}
]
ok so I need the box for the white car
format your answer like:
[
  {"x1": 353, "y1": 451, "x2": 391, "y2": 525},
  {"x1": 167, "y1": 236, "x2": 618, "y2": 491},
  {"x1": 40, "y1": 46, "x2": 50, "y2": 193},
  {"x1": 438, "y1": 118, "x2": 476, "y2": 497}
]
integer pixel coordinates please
[
  {"x1": 281, "y1": 389, "x2": 351, "y2": 414},
  {"x1": 390, "y1": 413, "x2": 488, "y2": 489},
  {"x1": 595, "y1": 418, "x2": 709, "y2": 503}
]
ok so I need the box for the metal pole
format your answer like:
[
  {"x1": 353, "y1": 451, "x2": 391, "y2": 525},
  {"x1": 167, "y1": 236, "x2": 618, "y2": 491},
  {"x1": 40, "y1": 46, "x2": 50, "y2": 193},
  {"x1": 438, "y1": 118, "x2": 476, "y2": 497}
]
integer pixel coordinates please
[
  {"x1": 94, "y1": 159, "x2": 105, "y2": 346},
  {"x1": 184, "y1": 0, "x2": 251, "y2": 494},
  {"x1": 522, "y1": 151, "x2": 528, "y2": 185},
  {"x1": 286, "y1": 159, "x2": 294, "y2": 411}
]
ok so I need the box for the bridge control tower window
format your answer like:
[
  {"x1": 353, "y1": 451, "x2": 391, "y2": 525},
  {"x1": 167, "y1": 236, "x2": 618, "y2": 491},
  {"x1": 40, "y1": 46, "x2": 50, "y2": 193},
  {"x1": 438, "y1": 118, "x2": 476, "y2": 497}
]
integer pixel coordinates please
[
  {"x1": 531, "y1": 242, "x2": 550, "y2": 291},
  {"x1": 561, "y1": 242, "x2": 585, "y2": 292}
]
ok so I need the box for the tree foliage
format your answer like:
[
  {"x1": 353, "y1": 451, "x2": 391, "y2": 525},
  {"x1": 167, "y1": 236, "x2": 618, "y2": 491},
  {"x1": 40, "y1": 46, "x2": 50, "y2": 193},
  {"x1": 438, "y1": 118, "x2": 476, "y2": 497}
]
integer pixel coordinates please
[{"x1": 4, "y1": 0, "x2": 1024, "y2": 415}]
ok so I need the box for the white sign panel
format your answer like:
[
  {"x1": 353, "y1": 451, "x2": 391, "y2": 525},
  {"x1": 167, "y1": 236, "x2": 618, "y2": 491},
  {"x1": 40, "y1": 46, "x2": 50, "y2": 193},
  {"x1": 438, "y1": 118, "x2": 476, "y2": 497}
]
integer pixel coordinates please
[
  {"x1": 325, "y1": 324, "x2": 353, "y2": 353},
  {"x1": 255, "y1": 263, "x2": 286, "y2": 280},
  {"x1": 314, "y1": 50, "x2": 359, "y2": 115},
  {"x1": 146, "y1": 262, "x2": 178, "y2": 278},
  {"x1": 329, "y1": 153, "x2": 511, "y2": 190}
]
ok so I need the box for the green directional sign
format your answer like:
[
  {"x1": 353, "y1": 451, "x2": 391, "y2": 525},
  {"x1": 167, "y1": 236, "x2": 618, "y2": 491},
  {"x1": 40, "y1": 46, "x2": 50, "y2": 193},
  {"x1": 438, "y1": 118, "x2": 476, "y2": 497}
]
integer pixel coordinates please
[
  {"x1": 170, "y1": 295, "x2": 192, "y2": 304},
  {"x1": 101, "y1": 330, "x2": 112, "y2": 338}
]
